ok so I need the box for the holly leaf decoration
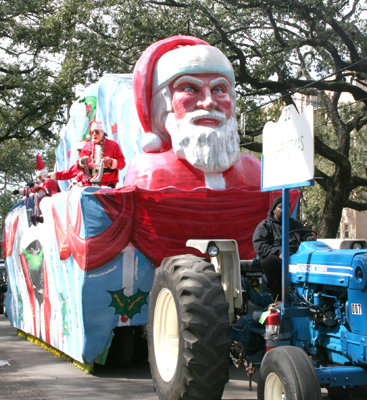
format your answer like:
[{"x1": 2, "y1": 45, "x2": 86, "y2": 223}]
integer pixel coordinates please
[{"x1": 107, "y1": 288, "x2": 149, "y2": 320}]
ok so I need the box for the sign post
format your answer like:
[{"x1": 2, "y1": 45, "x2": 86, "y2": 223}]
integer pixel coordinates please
[{"x1": 261, "y1": 104, "x2": 314, "y2": 307}]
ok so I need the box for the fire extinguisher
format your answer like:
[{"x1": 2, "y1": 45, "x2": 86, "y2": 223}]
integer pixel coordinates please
[{"x1": 264, "y1": 310, "x2": 280, "y2": 352}]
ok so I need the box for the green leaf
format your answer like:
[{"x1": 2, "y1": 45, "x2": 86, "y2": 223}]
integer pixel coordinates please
[{"x1": 107, "y1": 288, "x2": 149, "y2": 320}]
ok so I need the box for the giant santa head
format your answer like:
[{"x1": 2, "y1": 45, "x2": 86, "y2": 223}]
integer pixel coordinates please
[{"x1": 133, "y1": 36, "x2": 241, "y2": 174}]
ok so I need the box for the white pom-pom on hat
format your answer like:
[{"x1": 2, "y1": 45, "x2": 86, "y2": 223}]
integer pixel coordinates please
[{"x1": 141, "y1": 133, "x2": 163, "y2": 153}]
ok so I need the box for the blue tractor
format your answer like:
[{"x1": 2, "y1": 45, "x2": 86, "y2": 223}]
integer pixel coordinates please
[{"x1": 181, "y1": 235, "x2": 367, "y2": 400}]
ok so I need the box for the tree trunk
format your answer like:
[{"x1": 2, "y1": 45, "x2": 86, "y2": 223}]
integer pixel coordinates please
[
  {"x1": 318, "y1": 163, "x2": 351, "y2": 238},
  {"x1": 319, "y1": 189, "x2": 346, "y2": 238},
  {"x1": 317, "y1": 91, "x2": 353, "y2": 238}
]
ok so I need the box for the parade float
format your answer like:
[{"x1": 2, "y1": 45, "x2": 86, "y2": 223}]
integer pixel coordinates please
[{"x1": 2, "y1": 36, "x2": 302, "y2": 399}]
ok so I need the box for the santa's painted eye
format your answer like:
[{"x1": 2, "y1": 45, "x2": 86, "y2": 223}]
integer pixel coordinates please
[
  {"x1": 182, "y1": 85, "x2": 195, "y2": 92},
  {"x1": 212, "y1": 87, "x2": 224, "y2": 93}
]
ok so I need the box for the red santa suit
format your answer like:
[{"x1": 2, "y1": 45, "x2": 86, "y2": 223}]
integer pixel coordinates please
[
  {"x1": 78, "y1": 138, "x2": 125, "y2": 187},
  {"x1": 35, "y1": 179, "x2": 58, "y2": 197},
  {"x1": 50, "y1": 139, "x2": 89, "y2": 184},
  {"x1": 51, "y1": 164, "x2": 84, "y2": 183},
  {"x1": 124, "y1": 149, "x2": 261, "y2": 190},
  {"x1": 15, "y1": 156, "x2": 59, "y2": 198},
  {"x1": 53, "y1": 164, "x2": 79, "y2": 180}
]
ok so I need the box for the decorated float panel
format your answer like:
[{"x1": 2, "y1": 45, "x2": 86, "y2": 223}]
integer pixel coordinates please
[
  {"x1": 55, "y1": 74, "x2": 143, "y2": 191},
  {"x1": 2, "y1": 184, "x2": 299, "y2": 365},
  {"x1": 2, "y1": 186, "x2": 155, "y2": 364}
]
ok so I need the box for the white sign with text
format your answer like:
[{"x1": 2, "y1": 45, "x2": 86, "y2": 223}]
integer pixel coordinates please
[{"x1": 262, "y1": 104, "x2": 314, "y2": 189}]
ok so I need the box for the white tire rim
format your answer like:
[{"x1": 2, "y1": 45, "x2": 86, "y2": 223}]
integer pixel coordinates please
[
  {"x1": 153, "y1": 288, "x2": 179, "y2": 382},
  {"x1": 264, "y1": 372, "x2": 285, "y2": 400}
]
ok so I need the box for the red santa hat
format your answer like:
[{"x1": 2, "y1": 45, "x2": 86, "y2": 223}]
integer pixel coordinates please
[
  {"x1": 36, "y1": 155, "x2": 48, "y2": 177},
  {"x1": 133, "y1": 35, "x2": 235, "y2": 153},
  {"x1": 89, "y1": 120, "x2": 104, "y2": 135}
]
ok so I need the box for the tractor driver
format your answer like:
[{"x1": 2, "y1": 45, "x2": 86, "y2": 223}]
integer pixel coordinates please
[{"x1": 252, "y1": 196, "x2": 317, "y2": 301}]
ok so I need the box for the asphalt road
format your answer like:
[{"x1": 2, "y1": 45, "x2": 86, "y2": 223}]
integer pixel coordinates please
[{"x1": 0, "y1": 315, "x2": 260, "y2": 400}]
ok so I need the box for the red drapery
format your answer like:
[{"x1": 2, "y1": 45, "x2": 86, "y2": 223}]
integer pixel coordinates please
[{"x1": 52, "y1": 186, "x2": 299, "y2": 270}]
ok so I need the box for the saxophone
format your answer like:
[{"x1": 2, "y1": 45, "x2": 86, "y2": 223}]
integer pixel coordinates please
[
  {"x1": 90, "y1": 159, "x2": 105, "y2": 184},
  {"x1": 81, "y1": 137, "x2": 110, "y2": 185}
]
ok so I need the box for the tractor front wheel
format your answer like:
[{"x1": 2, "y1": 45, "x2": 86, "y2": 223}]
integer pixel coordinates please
[
  {"x1": 148, "y1": 254, "x2": 231, "y2": 400},
  {"x1": 257, "y1": 346, "x2": 322, "y2": 400}
]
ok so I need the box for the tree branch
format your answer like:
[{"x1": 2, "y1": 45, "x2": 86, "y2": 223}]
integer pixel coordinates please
[
  {"x1": 314, "y1": 135, "x2": 351, "y2": 171},
  {"x1": 344, "y1": 199, "x2": 367, "y2": 211},
  {"x1": 240, "y1": 141, "x2": 262, "y2": 152},
  {"x1": 349, "y1": 175, "x2": 367, "y2": 191},
  {"x1": 328, "y1": 18, "x2": 360, "y2": 63},
  {"x1": 314, "y1": 167, "x2": 330, "y2": 191}
]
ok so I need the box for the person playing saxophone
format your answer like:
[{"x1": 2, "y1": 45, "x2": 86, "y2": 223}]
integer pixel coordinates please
[{"x1": 78, "y1": 120, "x2": 125, "y2": 188}]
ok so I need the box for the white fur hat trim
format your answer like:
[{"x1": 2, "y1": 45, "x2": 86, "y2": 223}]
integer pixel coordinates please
[
  {"x1": 153, "y1": 45, "x2": 235, "y2": 93},
  {"x1": 90, "y1": 120, "x2": 104, "y2": 132},
  {"x1": 36, "y1": 168, "x2": 47, "y2": 177}
]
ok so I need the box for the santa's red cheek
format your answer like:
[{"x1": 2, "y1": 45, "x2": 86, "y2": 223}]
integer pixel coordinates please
[{"x1": 194, "y1": 118, "x2": 220, "y2": 127}]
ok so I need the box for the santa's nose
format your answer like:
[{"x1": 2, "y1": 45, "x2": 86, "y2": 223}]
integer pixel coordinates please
[{"x1": 197, "y1": 88, "x2": 217, "y2": 110}]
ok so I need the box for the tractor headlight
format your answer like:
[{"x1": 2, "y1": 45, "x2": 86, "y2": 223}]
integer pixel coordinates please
[
  {"x1": 356, "y1": 266, "x2": 363, "y2": 282},
  {"x1": 350, "y1": 256, "x2": 367, "y2": 290},
  {"x1": 207, "y1": 242, "x2": 219, "y2": 257}
]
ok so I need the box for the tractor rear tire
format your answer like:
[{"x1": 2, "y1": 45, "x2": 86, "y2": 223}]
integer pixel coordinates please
[
  {"x1": 257, "y1": 346, "x2": 322, "y2": 400},
  {"x1": 148, "y1": 254, "x2": 231, "y2": 400}
]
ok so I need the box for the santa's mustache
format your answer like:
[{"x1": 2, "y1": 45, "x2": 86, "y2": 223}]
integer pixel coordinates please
[{"x1": 186, "y1": 109, "x2": 227, "y2": 125}]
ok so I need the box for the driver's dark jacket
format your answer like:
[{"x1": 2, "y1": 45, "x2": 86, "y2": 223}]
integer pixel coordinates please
[{"x1": 253, "y1": 210, "x2": 314, "y2": 260}]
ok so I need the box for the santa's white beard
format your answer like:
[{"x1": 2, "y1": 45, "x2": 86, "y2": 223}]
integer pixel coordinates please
[{"x1": 165, "y1": 110, "x2": 241, "y2": 173}]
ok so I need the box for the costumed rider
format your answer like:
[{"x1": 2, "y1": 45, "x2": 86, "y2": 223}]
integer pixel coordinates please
[
  {"x1": 13, "y1": 155, "x2": 58, "y2": 224},
  {"x1": 13, "y1": 155, "x2": 58, "y2": 199},
  {"x1": 77, "y1": 120, "x2": 125, "y2": 188},
  {"x1": 252, "y1": 196, "x2": 316, "y2": 301},
  {"x1": 45, "y1": 139, "x2": 89, "y2": 190},
  {"x1": 124, "y1": 35, "x2": 261, "y2": 190},
  {"x1": 33, "y1": 155, "x2": 59, "y2": 199}
]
